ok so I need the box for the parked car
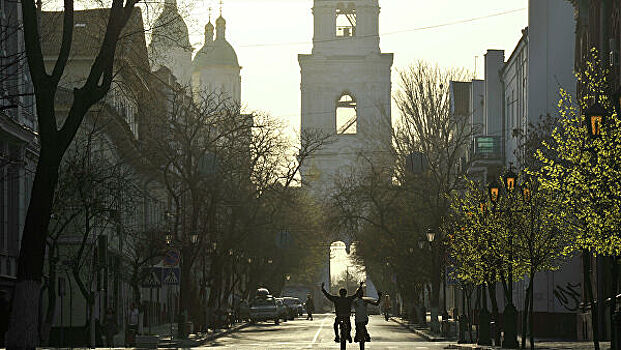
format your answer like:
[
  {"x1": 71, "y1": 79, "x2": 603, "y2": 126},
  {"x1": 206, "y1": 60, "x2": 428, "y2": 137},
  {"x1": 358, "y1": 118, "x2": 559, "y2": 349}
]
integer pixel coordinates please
[
  {"x1": 282, "y1": 297, "x2": 304, "y2": 318},
  {"x1": 275, "y1": 298, "x2": 289, "y2": 322},
  {"x1": 249, "y1": 295, "x2": 280, "y2": 325}
]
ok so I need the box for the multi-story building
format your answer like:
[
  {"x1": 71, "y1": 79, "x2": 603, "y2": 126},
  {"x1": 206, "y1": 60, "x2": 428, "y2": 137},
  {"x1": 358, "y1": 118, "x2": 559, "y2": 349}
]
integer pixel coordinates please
[
  {"x1": 450, "y1": 0, "x2": 580, "y2": 339},
  {"x1": 0, "y1": 1, "x2": 38, "y2": 344}
]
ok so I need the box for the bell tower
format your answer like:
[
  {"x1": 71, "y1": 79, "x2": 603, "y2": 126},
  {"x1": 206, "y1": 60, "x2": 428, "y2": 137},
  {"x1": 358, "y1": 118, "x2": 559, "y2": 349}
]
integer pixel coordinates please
[{"x1": 299, "y1": 0, "x2": 393, "y2": 193}]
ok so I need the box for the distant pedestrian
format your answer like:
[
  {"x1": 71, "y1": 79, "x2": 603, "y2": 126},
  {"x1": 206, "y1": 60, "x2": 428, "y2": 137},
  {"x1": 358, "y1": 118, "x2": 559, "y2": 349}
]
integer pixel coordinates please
[
  {"x1": 305, "y1": 294, "x2": 315, "y2": 321},
  {"x1": 127, "y1": 303, "x2": 139, "y2": 345},
  {"x1": 103, "y1": 308, "x2": 117, "y2": 346}
]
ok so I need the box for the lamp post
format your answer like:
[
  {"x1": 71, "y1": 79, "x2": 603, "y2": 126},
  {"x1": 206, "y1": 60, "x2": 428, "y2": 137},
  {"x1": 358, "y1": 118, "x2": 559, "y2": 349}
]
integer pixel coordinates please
[
  {"x1": 489, "y1": 171, "x2": 519, "y2": 348},
  {"x1": 583, "y1": 99, "x2": 621, "y2": 349},
  {"x1": 426, "y1": 228, "x2": 442, "y2": 333}
]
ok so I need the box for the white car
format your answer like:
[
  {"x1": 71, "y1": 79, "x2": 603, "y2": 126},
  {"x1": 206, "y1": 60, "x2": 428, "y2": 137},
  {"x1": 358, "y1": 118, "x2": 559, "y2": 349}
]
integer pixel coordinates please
[{"x1": 249, "y1": 295, "x2": 280, "y2": 325}]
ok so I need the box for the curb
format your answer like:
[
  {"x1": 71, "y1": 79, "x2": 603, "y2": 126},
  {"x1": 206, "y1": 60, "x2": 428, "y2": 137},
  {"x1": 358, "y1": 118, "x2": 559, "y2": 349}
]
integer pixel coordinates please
[
  {"x1": 157, "y1": 322, "x2": 250, "y2": 348},
  {"x1": 205, "y1": 322, "x2": 250, "y2": 342},
  {"x1": 390, "y1": 318, "x2": 447, "y2": 342}
]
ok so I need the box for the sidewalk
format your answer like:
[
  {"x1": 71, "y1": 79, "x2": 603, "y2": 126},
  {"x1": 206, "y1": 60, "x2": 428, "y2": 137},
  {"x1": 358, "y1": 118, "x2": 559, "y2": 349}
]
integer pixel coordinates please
[
  {"x1": 391, "y1": 317, "x2": 449, "y2": 341},
  {"x1": 446, "y1": 341, "x2": 611, "y2": 350},
  {"x1": 118, "y1": 322, "x2": 249, "y2": 348}
]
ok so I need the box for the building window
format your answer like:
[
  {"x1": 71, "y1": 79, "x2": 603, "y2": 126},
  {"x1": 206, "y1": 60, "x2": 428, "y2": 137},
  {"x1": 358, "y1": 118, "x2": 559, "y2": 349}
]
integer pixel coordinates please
[
  {"x1": 336, "y1": 93, "x2": 357, "y2": 134},
  {"x1": 336, "y1": 4, "x2": 356, "y2": 37}
]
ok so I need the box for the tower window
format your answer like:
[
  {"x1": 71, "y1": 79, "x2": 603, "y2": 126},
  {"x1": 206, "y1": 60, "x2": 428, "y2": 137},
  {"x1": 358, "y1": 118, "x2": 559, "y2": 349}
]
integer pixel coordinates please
[
  {"x1": 336, "y1": 93, "x2": 357, "y2": 134},
  {"x1": 336, "y1": 4, "x2": 356, "y2": 37}
]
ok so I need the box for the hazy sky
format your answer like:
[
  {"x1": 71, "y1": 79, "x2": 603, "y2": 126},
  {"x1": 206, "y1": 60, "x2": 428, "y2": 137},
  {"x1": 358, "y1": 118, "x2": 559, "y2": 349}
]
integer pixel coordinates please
[{"x1": 176, "y1": 0, "x2": 528, "y2": 134}]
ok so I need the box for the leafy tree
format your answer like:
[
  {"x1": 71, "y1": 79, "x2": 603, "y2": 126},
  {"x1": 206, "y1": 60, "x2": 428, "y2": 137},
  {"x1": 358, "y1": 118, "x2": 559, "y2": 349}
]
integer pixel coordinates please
[{"x1": 535, "y1": 49, "x2": 621, "y2": 350}]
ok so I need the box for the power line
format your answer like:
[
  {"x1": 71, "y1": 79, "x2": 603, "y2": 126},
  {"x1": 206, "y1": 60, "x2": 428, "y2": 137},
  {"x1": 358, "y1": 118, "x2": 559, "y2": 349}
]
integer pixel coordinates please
[{"x1": 231, "y1": 8, "x2": 526, "y2": 49}]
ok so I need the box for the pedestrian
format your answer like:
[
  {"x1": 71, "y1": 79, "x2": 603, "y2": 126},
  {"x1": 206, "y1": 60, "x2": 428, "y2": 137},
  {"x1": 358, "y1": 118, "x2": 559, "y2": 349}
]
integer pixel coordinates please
[
  {"x1": 127, "y1": 303, "x2": 139, "y2": 346},
  {"x1": 103, "y1": 307, "x2": 117, "y2": 347},
  {"x1": 305, "y1": 293, "x2": 314, "y2": 321}
]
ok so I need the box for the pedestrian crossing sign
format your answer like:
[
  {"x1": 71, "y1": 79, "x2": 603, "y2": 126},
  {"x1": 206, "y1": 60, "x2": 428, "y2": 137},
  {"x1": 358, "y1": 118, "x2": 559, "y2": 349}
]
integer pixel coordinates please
[
  {"x1": 163, "y1": 267, "x2": 180, "y2": 285},
  {"x1": 142, "y1": 268, "x2": 162, "y2": 288}
]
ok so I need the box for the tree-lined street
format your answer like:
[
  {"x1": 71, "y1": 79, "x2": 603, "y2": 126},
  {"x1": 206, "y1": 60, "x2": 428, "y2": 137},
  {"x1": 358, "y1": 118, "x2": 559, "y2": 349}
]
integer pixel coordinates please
[{"x1": 1, "y1": 0, "x2": 619, "y2": 348}]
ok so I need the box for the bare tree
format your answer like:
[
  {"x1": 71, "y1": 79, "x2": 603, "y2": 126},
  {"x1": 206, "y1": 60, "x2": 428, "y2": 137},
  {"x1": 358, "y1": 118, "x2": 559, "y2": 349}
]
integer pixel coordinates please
[
  {"x1": 392, "y1": 61, "x2": 473, "y2": 324},
  {"x1": 6, "y1": 0, "x2": 149, "y2": 346}
]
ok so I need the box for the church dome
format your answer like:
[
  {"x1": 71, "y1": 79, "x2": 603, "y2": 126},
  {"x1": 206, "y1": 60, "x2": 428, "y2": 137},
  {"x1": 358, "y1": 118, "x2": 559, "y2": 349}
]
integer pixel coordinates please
[
  {"x1": 193, "y1": 16, "x2": 239, "y2": 69},
  {"x1": 151, "y1": 0, "x2": 192, "y2": 52}
]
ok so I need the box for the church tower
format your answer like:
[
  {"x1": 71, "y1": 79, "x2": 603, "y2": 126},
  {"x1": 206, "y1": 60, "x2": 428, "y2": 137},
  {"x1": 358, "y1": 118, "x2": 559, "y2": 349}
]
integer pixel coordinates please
[
  {"x1": 299, "y1": 0, "x2": 393, "y2": 192},
  {"x1": 192, "y1": 8, "x2": 241, "y2": 104},
  {"x1": 148, "y1": 0, "x2": 193, "y2": 85}
]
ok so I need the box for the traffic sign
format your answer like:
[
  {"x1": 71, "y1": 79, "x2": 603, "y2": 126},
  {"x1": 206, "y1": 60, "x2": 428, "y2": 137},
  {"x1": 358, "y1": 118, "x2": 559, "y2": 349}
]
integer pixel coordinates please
[
  {"x1": 163, "y1": 249, "x2": 180, "y2": 267},
  {"x1": 142, "y1": 267, "x2": 162, "y2": 288},
  {"x1": 162, "y1": 267, "x2": 180, "y2": 285}
]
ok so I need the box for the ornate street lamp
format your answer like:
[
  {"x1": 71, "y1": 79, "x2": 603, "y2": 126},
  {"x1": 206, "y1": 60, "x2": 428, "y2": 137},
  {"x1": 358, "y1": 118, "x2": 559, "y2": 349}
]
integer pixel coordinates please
[
  {"x1": 584, "y1": 101, "x2": 608, "y2": 138},
  {"x1": 165, "y1": 234, "x2": 173, "y2": 245},
  {"x1": 522, "y1": 183, "x2": 531, "y2": 202},
  {"x1": 583, "y1": 98, "x2": 621, "y2": 349},
  {"x1": 488, "y1": 179, "x2": 501, "y2": 204},
  {"x1": 190, "y1": 233, "x2": 199, "y2": 244},
  {"x1": 504, "y1": 167, "x2": 517, "y2": 192},
  {"x1": 426, "y1": 228, "x2": 435, "y2": 243}
]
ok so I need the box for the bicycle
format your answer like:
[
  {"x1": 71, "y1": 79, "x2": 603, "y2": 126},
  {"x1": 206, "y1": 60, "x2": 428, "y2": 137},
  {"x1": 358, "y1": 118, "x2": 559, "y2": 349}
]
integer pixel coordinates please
[{"x1": 336, "y1": 317, "x2": 350, "y2": 350}]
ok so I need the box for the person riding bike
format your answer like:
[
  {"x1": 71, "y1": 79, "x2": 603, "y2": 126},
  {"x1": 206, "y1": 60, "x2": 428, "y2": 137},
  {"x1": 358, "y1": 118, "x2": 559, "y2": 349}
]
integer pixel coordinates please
[
  {"x1": 352, "y1": 287, "x2": 382, "y2": 343},
  {"x1": 321, "y1": 282, "x2": 362, "y2": 343},
  {"x1": 383, "y1": 293, "x2": 392, "y2": 321}
]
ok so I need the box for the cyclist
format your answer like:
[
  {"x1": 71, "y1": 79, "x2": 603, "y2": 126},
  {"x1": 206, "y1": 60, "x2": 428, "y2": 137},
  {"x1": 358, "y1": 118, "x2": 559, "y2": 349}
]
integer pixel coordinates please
[
  {"x1": 352, "y1": 287, "x2": 382, "y2": 343},
  {"x1": 383, "y1": 293, "x2": 392, "y2": 320},
  {"x1": 321, "y1": 281, "x2": 362, "y2": 343}
]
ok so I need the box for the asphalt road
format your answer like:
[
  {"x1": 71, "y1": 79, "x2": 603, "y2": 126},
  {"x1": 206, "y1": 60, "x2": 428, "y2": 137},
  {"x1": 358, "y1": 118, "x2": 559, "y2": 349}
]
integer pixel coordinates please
[{"x1": 203, "y1": 313, "x2": 448, "y2": 349}]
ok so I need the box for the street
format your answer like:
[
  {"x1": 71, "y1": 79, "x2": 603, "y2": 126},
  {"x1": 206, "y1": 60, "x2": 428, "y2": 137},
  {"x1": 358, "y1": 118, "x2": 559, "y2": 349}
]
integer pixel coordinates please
[{"x1": 204, "y1": 314, "x2": 442, "y2": 349}]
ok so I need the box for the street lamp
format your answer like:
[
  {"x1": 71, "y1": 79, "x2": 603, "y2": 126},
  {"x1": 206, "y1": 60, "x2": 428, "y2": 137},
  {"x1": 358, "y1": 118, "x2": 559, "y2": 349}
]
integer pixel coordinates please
[
  {"x1": 426, "y1": 228, "x2": 435, "y2": 243},
  {"x1": 522, "y1": 183, "x2": 531, "y2": 202},
  {"x1": 190, "y1": 233, "x2": 199, "y2": 244},
  {"x1": 584, "y1": 100, "x2": 608, "y2": 138},
  {"x1": 165, "y1": 234, "x2": 173, "y2": 245},
  {"x1": 488, "y1": 179, "x2": 500, "y2": 204},
  {"x1": 583, "y1": 99, "x2": 620, "y2": 349},
  {"x1": 504, "y1": 166, "x2": 517, "y2": 192}
]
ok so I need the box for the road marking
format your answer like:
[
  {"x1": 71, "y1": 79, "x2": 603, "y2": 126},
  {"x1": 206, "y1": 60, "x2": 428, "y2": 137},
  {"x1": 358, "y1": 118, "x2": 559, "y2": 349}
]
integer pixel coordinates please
[{"x1": 311, "y1": 316, "x2": 329, "y2": 344}]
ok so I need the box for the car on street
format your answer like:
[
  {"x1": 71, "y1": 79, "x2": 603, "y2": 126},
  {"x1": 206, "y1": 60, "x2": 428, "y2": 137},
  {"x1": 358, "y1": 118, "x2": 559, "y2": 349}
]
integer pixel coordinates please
[
  {"x1": 275, "y1": 298, "x2": 290, "y2": 322},
  {"x1": 249, "y1": 295, "x2": 280, "y2": 325},
  {"x1": 282, "y1": 297, "x2": 304, "y2": 318}
]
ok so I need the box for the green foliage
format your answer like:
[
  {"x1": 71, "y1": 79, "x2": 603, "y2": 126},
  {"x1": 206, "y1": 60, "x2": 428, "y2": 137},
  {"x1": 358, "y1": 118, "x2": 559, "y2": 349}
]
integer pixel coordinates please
[{"x1": 535, "y1": 49, "x2": 621, "y2": 256}]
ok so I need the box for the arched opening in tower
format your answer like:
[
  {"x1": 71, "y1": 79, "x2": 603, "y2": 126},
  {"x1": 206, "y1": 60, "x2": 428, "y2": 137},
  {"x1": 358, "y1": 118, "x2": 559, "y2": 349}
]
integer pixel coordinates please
[
  {"x1": 336, "y1": 93, "x2": 357, "y2": 134},
  {"x1": 329, "y1": 241, "x2": 365, "y2": 294}
]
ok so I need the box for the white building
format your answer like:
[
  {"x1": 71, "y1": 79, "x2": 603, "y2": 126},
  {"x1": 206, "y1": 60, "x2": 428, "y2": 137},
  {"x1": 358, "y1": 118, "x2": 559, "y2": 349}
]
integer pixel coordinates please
[
  {"x1": 299, "y1": 0, "x2": 393, "y2": 195},
  {"x1": 0, "y1": 3, "x2": 38, "y2": 339},
  {"x1": 192, "y1": 15, "x2": 242, "y2": 103}
]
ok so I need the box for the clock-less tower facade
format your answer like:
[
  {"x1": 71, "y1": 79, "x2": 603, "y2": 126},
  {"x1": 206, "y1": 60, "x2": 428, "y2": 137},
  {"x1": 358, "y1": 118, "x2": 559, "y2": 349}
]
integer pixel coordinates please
[{"x1": 299, "y1": 0, "x2": 393, "y2": 194}]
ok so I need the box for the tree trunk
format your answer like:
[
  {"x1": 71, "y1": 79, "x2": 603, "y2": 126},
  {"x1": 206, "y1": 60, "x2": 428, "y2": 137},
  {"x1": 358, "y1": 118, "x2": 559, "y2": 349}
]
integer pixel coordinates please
[
  {"x1": 40, "y1": 249, "x2": 57, "y2": 345},
  {"x1": 488, "y1": 282, "x2": 500, "y2": 345},
  {"x1": 529, "y1": 270, "x2": 535, "y2": 350},
  {"x1": 584, "y1": 250, "x2": 600, "y2": 350},
  {"x1": 521, "y1": 280, "x2": 531, "y2": 349},
  {"x1": 6, "y1": 149, "x2": 61, "y2": 349}
]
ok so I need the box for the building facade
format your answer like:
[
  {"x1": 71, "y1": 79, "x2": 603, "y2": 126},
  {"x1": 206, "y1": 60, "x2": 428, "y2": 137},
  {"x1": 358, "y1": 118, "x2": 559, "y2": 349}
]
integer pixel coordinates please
[
  {"x1": 0, "y1": 1, "x2": 38, "y2": 344},
  {"x1": 299, "y1": 0, "x2": 393, "y2": 195},
  {"x1": 450, "y1": 0, "x2": 580, "y2": 338}
]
